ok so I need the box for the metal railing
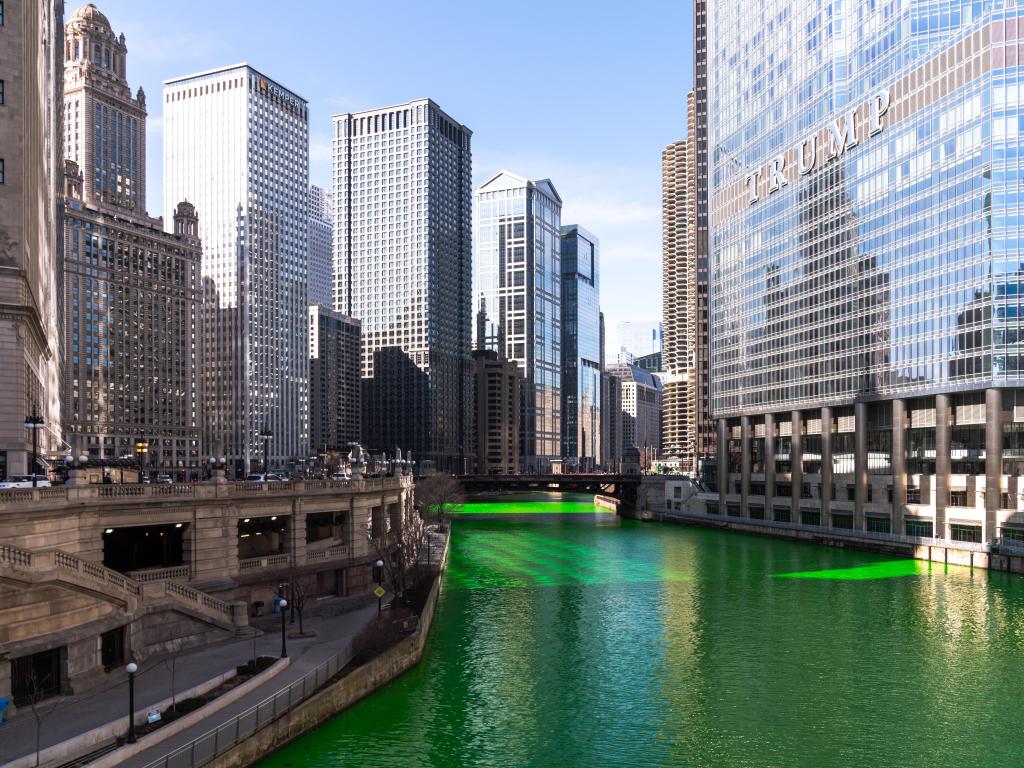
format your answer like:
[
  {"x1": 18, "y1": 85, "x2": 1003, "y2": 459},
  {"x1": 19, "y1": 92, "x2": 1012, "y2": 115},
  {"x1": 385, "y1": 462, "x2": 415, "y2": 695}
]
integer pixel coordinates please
[
  {"x1": 669, "y1": 507, "x2": 994, "y2": 553},
  {"x1": 141, "y1": 645, "x2": 355, "y2": 768}
]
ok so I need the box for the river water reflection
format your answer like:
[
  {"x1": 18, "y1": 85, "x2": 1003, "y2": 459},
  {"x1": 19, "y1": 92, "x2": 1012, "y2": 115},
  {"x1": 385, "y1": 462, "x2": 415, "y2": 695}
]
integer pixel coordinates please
[{"x1": 260, "y1": 493, "x2": 1024, "y2": 767}]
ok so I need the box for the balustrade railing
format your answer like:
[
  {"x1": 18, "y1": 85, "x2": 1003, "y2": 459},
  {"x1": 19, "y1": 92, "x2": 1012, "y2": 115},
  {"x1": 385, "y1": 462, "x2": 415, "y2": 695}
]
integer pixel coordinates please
[{"x1": 128, "y1": 565, "x2": 192, "y2": 583}]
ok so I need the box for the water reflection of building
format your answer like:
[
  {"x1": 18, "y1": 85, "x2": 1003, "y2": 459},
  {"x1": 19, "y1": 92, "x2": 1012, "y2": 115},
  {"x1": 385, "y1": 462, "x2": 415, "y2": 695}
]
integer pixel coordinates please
[{"x1": 706, "y1": 0, "x2": 1024, "y2": 545}]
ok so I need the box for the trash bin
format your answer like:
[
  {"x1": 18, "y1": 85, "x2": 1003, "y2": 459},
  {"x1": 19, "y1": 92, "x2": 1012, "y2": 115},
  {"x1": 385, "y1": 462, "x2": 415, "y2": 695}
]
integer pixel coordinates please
[{"x1": 0, "y1": 697, "x2": 9, "y2": 725}]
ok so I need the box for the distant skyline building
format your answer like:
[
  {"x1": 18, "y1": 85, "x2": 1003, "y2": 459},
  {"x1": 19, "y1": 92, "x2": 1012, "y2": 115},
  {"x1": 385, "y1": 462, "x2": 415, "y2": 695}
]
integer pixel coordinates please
[
  {"x1": 0, "y1": 0, "x2": 64, "y2": 478},
  {"x1": 475, "y1": 171, "x2": 563, "y2": 472},
  {"x1": 661, "y1": 127, "x2": 697, "y2": 475},
  {"x1": 308, "y1": 306, "x2": 361, "y2": 454},
  {"x1": 560, "y1": 224, "x2": 602, "y2": 470},
  {"x1": 601, "y1": 371, "x2": 623, "y2": 473},
  {"x1": 332, "y1": 99, "x2": 472, "y2": 471},
  {"x1": 472, "y1": 349, "x2": 521, "y2": 475},
  {"x1": 307, "y1": 184, "x2": 333, "y2": 308},
  {"x1": 617, "y1": 321, "x2": 662, "y2": 361},
  {"x1": 608, "y1": 363, "x2": 662, "y2": 471},
  {"x1": 706, "y1": 0, "x2": 1024, "y2": 544},
  {"x1": 164, "y1": 64, "x2": 310, "y2": 473},
  {"x1": 693, "y1": 0, "x2": 713, "y2": 473}
]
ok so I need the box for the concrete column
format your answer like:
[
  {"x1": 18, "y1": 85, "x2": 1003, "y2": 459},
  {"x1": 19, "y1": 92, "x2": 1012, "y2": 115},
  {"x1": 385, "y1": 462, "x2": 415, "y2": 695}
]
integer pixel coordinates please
[
  {"x1": 791, "y1": 410, "x2": 803, "y2": 522},
  {"x1": 854, "y1": 402, "x2": 868, "y2": 530},
  {"x1": 764, "y1": 413, "x2": 776, "y2": 517},
  {"x1": 291, "y1": 498, "x2": 307, "y2": 567},
  {"x1": 892, "y1": 398, "x2": 907, "y2": 536},
  {"x1": 740, "y1": 415, "x2": 751, "y2": 517},
  {"x1": 821, "y1": 406, "x2": 833, "y2": 525},
  {"x1": 935, "y1": 393, "x2": 951, "y2": 540},
  {"x1": 717, "y1": 418, "x2": 728, "y2": 501},
  {"x1": 986, "y1": 388, "x2": 1003, "y2": 544}
]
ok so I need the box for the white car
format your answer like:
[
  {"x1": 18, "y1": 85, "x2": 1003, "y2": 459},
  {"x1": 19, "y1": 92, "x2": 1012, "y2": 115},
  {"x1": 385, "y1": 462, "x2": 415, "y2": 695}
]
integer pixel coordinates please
[
  {"x1": 155, "y1": 474, "x2": 173, "y2": 484},
  {"x1": 246, "y1": 473, "x2": 285, "y2": 482},
  {"x1": 0, "y1": 475, "x2": 51, "y2": 489},
  {"x1": 330, "y1": 473, "x2": 351, "y2": 481}
]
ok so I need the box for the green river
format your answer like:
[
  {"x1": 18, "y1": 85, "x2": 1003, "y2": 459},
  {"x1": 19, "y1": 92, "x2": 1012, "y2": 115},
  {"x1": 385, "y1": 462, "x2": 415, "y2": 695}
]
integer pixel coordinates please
[{"x1": 260, "y1": 493, "x2": 1024, "y2": 767}]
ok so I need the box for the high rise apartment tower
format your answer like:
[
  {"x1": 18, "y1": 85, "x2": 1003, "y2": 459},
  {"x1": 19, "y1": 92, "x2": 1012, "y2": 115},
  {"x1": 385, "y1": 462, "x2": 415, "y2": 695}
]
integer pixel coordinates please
[
  {"x1": 164, "y1": 65, "x2": 310, "y2": 473},
  {"x1": 308, "y1": 185, "x2": 333, "y2": 308},
  {"x1": 332, "y1": 99, "x2": 472, "y2": 471}
]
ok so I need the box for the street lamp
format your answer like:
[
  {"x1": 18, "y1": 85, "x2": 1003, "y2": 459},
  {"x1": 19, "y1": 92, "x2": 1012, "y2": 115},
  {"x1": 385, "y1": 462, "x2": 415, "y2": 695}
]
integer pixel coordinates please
[
  {"x1": 125, "y1": 662, "x2": 138, "y2": 743},
  {"x1": 279, "y1": 598, "x2": 288, "y2": 658},
  {"x1": 135, "y1": 436, "x2": 149, "y2": 481},
  {"x1": 23, "y1": 406, "x2": 43, "y2": 487},
  {"x1": 375, "y1": 559, "x2": 384, "y2": 616},
  {"x1": 257, "y1": 427, "x2": 273, "y2": 475}
]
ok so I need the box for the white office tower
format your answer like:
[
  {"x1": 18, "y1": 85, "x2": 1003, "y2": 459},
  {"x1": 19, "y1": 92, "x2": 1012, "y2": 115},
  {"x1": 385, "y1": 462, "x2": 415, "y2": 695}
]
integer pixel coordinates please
[
  {"x1": 332, "y1": 99, "x2": 473, "y2": 472},
  {"x1": 308, "y1": 184, "x2": 333, "y2": 308},
  {"x1": 164, "y1": 65, "x2": 310, "y2": 474}
]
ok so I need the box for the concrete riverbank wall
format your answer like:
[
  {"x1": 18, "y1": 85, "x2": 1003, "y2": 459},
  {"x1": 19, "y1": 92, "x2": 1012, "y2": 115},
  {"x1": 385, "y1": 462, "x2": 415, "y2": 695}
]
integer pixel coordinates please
[
  {"x1": 659, "y1": 510, "x2": 1024, "y2": 573},
  {"x1": 204, "y1": 535, "x2": 451, "y2": 768}
]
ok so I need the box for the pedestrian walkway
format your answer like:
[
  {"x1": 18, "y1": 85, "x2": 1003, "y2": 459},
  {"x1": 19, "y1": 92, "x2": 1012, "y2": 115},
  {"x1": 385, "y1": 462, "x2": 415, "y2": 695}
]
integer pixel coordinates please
[{"x1": 0, "y1": 595, "x2": 379, "y2": 768}]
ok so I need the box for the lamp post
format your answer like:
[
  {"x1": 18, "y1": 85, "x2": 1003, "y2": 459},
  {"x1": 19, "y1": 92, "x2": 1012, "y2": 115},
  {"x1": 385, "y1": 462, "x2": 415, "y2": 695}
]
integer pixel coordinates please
[
  {"x1": 125, "y1": 662, "x2": 138, "y2": 743},
  {"x1": 135, "y1": 436, "x2": 149, "y2": 482},
  {"x1": 375, "y1": 559, "x2": 384, "y2": 616},
  {"x1": 257, "y1": 427, "x2": 273, "y2": 475},
  {"x1": 279, "y1": 598, "x2": 288, "y2": 658},
  {"x1": 23, "y1": 406, "x2": 44, "y2": 486}
]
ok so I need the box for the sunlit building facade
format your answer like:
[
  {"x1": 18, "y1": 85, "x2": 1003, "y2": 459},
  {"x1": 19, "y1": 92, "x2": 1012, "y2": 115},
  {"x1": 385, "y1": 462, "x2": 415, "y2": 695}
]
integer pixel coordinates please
[
  {"x1": 164, "y1": 64, "x2": 309, "y2": 473},
  {"x1": 475, "y1": 171, "x2": 562, "y2": 472},
  {"x1": 708, "y1": 0, "x2": 1024, "y2": 544},
  {"x1": 308, "y1": 184, "x2": 333, "y2": 308},
  {"x1": 332, "y1": 99, "x2": 472, "y2": 471}
]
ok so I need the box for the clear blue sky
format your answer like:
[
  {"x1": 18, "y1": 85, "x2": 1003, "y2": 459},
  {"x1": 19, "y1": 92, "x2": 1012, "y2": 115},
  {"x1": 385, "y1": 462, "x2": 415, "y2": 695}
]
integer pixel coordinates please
[{"x1": 82, "y1": 0, "x2": 693, "y2": 353}]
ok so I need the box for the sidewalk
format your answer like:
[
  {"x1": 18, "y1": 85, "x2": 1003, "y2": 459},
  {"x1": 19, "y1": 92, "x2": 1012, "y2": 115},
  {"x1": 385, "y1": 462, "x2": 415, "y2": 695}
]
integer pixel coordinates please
[{"x1": 0, "y1": 595, "x2": 379, "y2": 768}]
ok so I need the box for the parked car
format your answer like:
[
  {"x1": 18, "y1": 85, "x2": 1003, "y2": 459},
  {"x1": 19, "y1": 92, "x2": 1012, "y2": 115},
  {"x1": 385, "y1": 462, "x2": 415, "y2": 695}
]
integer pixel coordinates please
[
  {"x1": 0, "y1": 475, "x2": 52, "y2": 489},
  {"x1": 155, "y1": 474, "x2": 173, "y2": 484},
  {"x1": 330, "y1": 473, "x2": 351, "y2": 481},
  {"x1": 245, "y1": 473, "x2": 285, "y2": 483}
]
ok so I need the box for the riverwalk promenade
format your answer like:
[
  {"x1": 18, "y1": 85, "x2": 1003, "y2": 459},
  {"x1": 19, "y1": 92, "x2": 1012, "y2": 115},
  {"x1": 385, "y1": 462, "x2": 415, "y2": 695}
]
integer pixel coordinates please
[{"x1": 0, "y1": 596, "x2": 379, "y2": 768}]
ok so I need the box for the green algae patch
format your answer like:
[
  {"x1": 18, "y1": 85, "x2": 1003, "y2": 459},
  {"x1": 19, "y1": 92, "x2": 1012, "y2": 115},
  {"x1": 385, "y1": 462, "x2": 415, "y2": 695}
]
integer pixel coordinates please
[{"x1": 772, "y1": 558, "x2": 930, "y2": 581}]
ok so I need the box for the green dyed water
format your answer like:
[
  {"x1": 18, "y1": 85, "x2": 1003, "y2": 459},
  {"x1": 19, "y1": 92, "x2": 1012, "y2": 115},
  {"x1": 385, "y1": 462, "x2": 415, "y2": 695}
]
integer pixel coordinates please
[{"x1": 259, "y1": 493, "x2": 1024, "y2": 767}]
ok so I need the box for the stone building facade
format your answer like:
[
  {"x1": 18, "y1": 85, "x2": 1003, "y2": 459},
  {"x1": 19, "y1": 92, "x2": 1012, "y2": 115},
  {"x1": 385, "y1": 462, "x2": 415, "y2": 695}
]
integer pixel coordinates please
[{"x1": 0, "y1": 0, "x2": 65, "y2": 478}]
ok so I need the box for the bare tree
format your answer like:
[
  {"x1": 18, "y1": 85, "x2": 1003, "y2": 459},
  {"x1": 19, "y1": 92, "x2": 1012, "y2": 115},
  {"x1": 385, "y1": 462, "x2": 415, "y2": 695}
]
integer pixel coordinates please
[
  {"x1": 370, "y1": 507, "x2": 427, "y2": 607},
  {"x1": 291, "y1": 578, "x2": 309, "y2": 635},
  {"x1": 22, "y1": 669, "x2": 54, "y2": 767},
  {"x1": 415, "y1": 473, "x2": 462, "y2": 569}
]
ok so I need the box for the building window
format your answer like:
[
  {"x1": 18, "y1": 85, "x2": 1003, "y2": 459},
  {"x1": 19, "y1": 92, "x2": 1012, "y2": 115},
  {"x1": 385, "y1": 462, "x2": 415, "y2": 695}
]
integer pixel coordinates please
[
  {"x1": 774, "y1": 507, "x2": 791, "y2": 523},
  {"x1": 907, "y1": 487, "x2": 922, "y2": 504},
  {"x1": 801, "y1": 509, "x2": 821, "y2": 527},
  {"x1": 949, "y1": 490, "x2": 969, "y2": 507},
  {"x1": 950, "y1": 524, "x2": 981, "y2": 544},
  {"x1": 0, "y1": 158, "x2": 4, "y2": 184},
  {"x1": 0, "y1": 2, "x2": 4, "y2": 26},
  {"x1": 866, "y1": 516, "x2": 891, "y2": 534},
  {"x1": 0, "y1": 79, "x2": 5, "y2": 105},
  {"x1": 832, "y1": 513, "x2": 854, "y2": 530},
  {"x1": 906, "y1": 520, "x2": 934, "y2": 538},
  {"x1": 749, "y1": 505, "x2": 765, "y2": 520}
]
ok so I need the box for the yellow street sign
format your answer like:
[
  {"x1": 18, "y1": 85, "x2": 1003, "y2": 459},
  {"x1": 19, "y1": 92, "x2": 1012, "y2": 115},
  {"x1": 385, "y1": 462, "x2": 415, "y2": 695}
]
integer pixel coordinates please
[{"x1": 373, "y1": 585, "x2": 385, "y2": 598}]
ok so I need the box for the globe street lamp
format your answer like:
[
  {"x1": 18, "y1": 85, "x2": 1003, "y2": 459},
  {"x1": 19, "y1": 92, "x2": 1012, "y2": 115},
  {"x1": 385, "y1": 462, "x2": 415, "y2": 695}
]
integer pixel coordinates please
[
  {"x1": 22, "y1": 407, "x2": 43, "y2": 487},
  {"x1": 257, "y1": 427, "x2": 273, "y2": 475},
  {"x1": 279, "y1": 598, "x2": 288, "y2": 658},
  {"x1": 125, "y1": 662, "x2": 139, "y2": 743}
]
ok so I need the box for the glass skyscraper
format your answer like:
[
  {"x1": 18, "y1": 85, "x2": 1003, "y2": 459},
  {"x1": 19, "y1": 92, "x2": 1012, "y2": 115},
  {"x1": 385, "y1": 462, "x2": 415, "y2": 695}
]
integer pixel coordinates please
[
  {"x1": 707, "y1": 0, "x2": 1024, "y2": 545},
  {"x1": 332, "y1": 99, "x2": 472, "y2": 471},
  {"x1": 474, "y1": 172, "x2": 562, "y2": 472},
  {"x1": 560, "y1": 224, "x2": 602, "y2": 470},
  {"x1": 164, "y1": 64, "x2": 310, "y2": 473}
]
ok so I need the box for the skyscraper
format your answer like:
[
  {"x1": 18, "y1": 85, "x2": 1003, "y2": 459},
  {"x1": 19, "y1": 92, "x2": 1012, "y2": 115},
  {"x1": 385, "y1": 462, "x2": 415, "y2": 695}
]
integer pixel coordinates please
[
  {"x1": 307, "y1": 184, "x2": 333, "y2": 308},
  {"x1": 61, "y1": 6, "x2": 203, "y2": 476},
  {"x1": 164, "y1": 65, "x2": 309, "y2": 473},
  {"x1": 661, "y1": 129, "x2": 697, "y2": 474},
  {"x1": 62, "y1": 3, "x2": 144, "y2": 211},
  {"x1": 308, "y1": 306, "x2": 360, "y2": 454},
  {"x1": 332, "y1": 100, "x2": 472, "y2": 471},
  {"x1": 617, "y1": 321, "x2": 663, "y2": 360},
  {"x1": 475, "y1": 171, "x2": 562, "y2": 472},
  {"x1": 708, "y1": 0, "x2": 1024, "y2": 544},
  {"x1": 472, "y1": 349, "x2": 521, "y2": 475},
  {"x1": 0, "y1": 0, "x2": 64, "y2": 478},
  {"x1": 560, "y1": 224, "x2": 601, "y2": 470},
  {"x1": 608, "y1": 363, "x2": 662, "y2": 471}
]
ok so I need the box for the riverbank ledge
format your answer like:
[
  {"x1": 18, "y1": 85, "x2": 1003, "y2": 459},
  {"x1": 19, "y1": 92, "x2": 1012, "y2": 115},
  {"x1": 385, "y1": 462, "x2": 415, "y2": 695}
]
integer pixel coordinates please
[{"x1": 201, "y1": 533, "x2": 450, "y2": 768}]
